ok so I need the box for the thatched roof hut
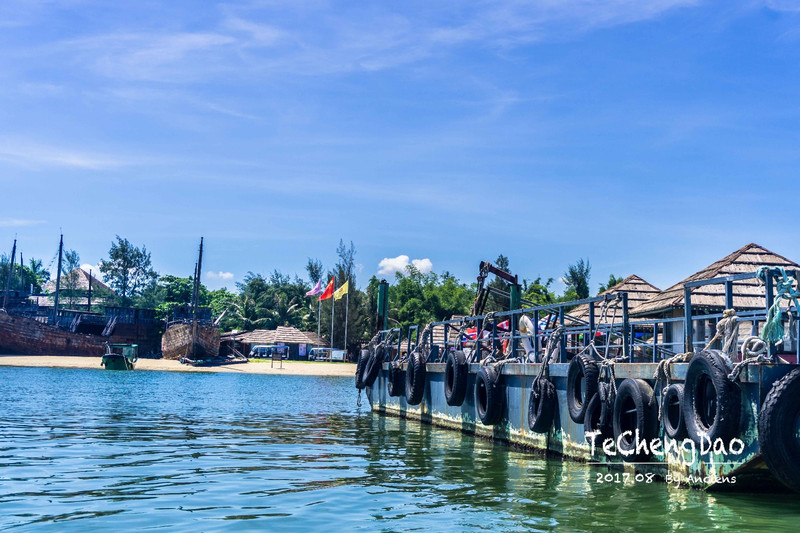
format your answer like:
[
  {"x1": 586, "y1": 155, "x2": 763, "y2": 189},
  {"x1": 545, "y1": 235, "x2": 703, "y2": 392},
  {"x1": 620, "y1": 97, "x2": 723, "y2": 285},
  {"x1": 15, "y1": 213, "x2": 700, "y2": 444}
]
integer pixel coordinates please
[
  {"x1": 566, "y1": 275, "x2": 660, "y2": 325},
  {"x1": 630, "y1": 243, "x2": 799, "y2": 318},
  {"x1": 228, "y1": 326, "x2": 329, "y2": 347},
  {"x1": 43, "y1": 268, "x2": 114, "y2": 295}
]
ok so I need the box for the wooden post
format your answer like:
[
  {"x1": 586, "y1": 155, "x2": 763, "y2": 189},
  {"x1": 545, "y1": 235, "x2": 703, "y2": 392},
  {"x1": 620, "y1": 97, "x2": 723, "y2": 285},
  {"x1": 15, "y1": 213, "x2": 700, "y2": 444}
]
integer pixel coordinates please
[
  {"x1": 53, "y1": 235, "x2": 63, "y2": 325},
  {"x1": 87, "y1": 268, "x2": 93, "y2": 311},
  {"x1": 2, "y1": 238, "x2": 16, "y2": 310}
]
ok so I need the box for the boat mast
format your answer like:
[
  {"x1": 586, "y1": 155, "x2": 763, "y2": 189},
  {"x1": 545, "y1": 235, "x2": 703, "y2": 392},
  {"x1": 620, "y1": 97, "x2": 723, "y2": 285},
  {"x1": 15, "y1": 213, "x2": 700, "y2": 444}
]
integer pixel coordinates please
[
  {"x1": 190, "y1": 238, "x2": 203, "y2": 359},
  {"x1": 53, "y1": 235, "x2": 63, "y2": 325},
  {"x1": 2, "y1": 238, "x2": 16, "y2": 310},
  {"x1": 87, "y1": 268, "x2": 93, "y2": 311}
]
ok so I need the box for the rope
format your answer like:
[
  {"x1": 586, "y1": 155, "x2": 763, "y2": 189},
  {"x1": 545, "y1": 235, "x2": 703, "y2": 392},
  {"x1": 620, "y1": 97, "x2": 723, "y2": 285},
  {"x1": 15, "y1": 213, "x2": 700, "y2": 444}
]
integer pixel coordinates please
[
  {"x1": 728, "y1": 335, "x2": 769, "y2": 381},
  {"x1": 652, "y1": 351, "x2": 694, "y2": 420},
  {"x1": 757, "y1": 266, "x2": 800, "y2": 345},
  {"x1": 543, "y1": 325, "x2": 565, "y2": 363},
  {"x1": 702, "y1": 308, "x2": 739, "y2": 358}
]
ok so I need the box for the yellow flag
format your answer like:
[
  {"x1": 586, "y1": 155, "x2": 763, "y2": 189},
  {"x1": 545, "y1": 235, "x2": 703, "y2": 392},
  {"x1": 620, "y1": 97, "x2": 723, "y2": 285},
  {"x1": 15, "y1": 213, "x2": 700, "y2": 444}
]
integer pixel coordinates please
[{"x1": 334, "y1": 280, "x2": 349, "y2": 301}]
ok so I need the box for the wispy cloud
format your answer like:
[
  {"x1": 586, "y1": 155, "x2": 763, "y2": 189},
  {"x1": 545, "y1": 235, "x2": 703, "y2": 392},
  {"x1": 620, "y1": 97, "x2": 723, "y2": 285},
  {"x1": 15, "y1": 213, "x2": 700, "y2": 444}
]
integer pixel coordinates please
[
  {"x1": 27, "y1": 1, "x2": 699, "y2": 83},
  {"x1": 207, "y1": 271, "x2": 234, "y2": 280},
  {"x1": 0, "y1": 218, "x2": 45, "y2": 228},
  {"x1": 0, "y1": 139, "x2": 134, "y2": 170}
]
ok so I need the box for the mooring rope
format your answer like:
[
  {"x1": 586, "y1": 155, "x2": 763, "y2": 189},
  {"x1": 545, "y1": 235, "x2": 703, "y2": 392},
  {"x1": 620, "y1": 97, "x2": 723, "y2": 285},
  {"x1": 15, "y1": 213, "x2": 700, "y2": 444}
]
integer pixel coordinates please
[
  {"x1": 728, "y1": 335, "x2": 769, "y2": 381},
  {"x1": 702, "y1": 308, "x2": 740, "y2": 358},
  {"x1": 757, "y1": 266, "x2": 800, "y2": 345}
]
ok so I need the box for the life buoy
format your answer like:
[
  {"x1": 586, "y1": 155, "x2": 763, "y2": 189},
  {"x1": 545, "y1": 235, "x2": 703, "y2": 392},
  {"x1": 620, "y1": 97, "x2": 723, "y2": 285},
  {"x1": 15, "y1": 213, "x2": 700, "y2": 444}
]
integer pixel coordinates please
[
  {"x1": 387, "y1": 361, "x2": 405, "y2": 397},
  {"x1": 362, "y1": 344, "x2": 385, "y2": 388},
  {"x1": 476, "y1": 365, "x2": 504, "y2": 425},
  {"x1": 528, "y1": 377, "x2": 556, "y2": 433},
  {"x1": 405, "y1": 351, "x2": 426, "y2": 405},
  {"x1": 612, "y1": 378, "x2": 658, "y2": 461},
  {"x1": 661, "y1": 383, "x2": 687, "y2": 440},
  {"x1": 584, "y1": 387, "x2": 613, "y2": 445},
  {"x1": 567, "y1": 354, "x2": 599, "y2": 423},
  {"x1": 445, "y1": 350, "x2": 468, "y2": 406},
  {"x1": 682, "y1": 350, "x2": 740, "y2": 445},
  {"x1": 355, "y1": 348, "x2": 369, "y2": 390},
  {"x1": 518, "y1": 315, "x2": 537, "y2": 361},
  {"x1": 759, "y1": 367, "x2": 800, "y2": 492}
]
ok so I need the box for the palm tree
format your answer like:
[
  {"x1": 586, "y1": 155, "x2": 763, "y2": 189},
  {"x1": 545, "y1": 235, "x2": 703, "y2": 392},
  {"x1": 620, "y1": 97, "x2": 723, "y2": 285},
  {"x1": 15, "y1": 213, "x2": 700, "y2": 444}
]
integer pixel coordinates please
[
  {"x1": 231, "y1": 295, "x2": 270, "y2": 331},
  {"x1": 563, "y1": 258, "x2": 591, "y2": 300}
]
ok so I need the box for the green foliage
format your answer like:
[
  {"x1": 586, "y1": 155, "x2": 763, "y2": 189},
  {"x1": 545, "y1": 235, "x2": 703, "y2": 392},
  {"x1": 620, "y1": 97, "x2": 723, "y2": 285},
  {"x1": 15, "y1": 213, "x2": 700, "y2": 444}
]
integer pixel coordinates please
[
  {"x1": 1, "y1": 254, "x2": 48, "y2": 295},
  {"x1": 99, "y1": 236, "x2": 158, "y2": 305},
  {"x1": 598, "y1": 274, "x2": 625, "y2": 294},
  {"x1": 389, "y1": 267, "x2": 473, "y2": 330},
  {"x1": 522, "y1": 276, "x2": 557, "y2": 306},
  {"x1": 563, "y1": 258, "x2": 591, "y2": 300}
]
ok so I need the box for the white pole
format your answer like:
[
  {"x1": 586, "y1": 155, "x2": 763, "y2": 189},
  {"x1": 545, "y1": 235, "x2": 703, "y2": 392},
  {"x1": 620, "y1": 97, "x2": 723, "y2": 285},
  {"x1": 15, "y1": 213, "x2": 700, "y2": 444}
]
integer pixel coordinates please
[
  {"x1": 317, "y1": 297, "x2": 321, "y2": 340},
  {"x1": 330, "y1": 277, "x2": 335, "y2": 349},
  {"x1": 344, "y1": 283, "x2": 349, "y2": 357}
]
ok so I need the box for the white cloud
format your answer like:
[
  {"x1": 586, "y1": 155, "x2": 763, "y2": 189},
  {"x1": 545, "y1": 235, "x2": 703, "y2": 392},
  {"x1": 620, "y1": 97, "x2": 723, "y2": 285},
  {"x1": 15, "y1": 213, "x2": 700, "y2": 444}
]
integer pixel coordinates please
[
  {"x1": 80, "y1": 263, "x2": 103, "y2": 275},
  {"x1": 0, "y1": 218, "x2": 44, "y2": 227},
  {"x1": 377, "y1": 255, "x2": 433, "y2": 276},
  {"x1": 206, "y1": 271, "x2": 234, "y2": 280},
  {"x1": 411, "y1": 258, "x2": 433, "y2": 274}
]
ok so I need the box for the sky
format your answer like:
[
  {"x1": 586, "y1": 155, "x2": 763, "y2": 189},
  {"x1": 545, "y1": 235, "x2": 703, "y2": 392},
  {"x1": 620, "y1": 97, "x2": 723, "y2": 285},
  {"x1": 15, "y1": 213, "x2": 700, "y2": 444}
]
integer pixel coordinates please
[{"x1": 2, "y1": 0, "x2": 800, "y2": 294}]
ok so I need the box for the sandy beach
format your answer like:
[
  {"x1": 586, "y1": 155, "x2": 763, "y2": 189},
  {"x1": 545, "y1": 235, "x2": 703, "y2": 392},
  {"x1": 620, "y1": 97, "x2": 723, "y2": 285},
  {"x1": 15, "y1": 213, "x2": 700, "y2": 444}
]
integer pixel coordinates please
[{"x1": 0, "y1": 355, "x2": 358, "y2": 377}]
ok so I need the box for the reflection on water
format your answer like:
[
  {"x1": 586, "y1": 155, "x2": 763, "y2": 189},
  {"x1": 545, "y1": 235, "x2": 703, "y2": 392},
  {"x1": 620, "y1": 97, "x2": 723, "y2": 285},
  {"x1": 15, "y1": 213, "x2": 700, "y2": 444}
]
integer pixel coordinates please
[{"x1": 0, "y1": 367, "x2": 797, "y2": 531}]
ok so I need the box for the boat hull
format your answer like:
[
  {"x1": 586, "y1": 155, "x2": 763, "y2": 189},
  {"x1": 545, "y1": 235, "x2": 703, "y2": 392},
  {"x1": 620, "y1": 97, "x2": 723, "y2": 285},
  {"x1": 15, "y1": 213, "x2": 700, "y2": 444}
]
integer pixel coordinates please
[
  {"x1": 0, "y1": 312, "x2": 106, "y2": 356},
  {"x1": 161, "y1": 323, "x2": 220, "y2": 360},
  {"x1": 367, "y1": 361, "x2": 795, "y2": 491}
]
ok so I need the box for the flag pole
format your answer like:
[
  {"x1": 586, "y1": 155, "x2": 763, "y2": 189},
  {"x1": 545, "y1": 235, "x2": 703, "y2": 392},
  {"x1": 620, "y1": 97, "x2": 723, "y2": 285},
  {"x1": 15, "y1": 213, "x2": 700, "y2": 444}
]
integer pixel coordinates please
[
  {"x1": 344, "y1": 281, "x2": 349, "y2": 357},
  {"x1": 330, "y1": 276, "x2": 335, "y2": 349},
  {"x1": 317, "y1": 297, "x2": 321, "y2": 341}
]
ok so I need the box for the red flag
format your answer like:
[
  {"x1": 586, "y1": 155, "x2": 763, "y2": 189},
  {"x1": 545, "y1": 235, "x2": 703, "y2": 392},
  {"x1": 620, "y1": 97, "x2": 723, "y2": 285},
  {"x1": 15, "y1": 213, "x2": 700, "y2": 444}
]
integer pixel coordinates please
[{"x1": 318, "y1": 278, "x2": 335, "y2": 301}]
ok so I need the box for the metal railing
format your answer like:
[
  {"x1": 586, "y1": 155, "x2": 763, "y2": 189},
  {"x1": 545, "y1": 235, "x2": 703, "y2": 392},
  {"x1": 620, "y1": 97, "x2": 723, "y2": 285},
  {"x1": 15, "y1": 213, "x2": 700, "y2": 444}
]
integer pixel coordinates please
[{"x1": 377, "y1": 268, "x2": 799, "y2": 366}]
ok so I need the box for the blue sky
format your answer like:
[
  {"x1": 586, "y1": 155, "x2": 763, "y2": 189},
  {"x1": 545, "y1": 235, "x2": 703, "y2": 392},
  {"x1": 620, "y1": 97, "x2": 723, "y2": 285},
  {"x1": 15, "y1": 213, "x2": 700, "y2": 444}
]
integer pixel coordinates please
[{"x1": 2, "y1": 0, "x2": 800, "y2": 294}]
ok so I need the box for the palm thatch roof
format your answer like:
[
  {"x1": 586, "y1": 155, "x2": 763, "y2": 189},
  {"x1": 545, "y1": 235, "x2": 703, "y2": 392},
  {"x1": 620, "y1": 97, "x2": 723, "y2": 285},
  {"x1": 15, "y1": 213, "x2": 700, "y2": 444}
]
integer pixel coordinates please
[
  {"x1": 567, "y1": 275, "x2": 661, "y2": 325},
  {"x1": 630, "y1": 243, "x2": 799, "y2": 317},
  {"x1": 224, "y1": 326, "x2": 329, "y2": 347},
  {"x1": 43, "y1": 268, "x2": 114, "y2": 295}
]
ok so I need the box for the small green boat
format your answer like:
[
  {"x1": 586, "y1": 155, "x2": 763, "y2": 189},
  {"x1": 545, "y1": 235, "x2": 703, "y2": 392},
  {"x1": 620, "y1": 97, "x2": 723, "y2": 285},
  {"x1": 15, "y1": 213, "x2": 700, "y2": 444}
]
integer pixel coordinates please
[{"x1": 101, "y1": 343, "x2": 138, "y2": 370}]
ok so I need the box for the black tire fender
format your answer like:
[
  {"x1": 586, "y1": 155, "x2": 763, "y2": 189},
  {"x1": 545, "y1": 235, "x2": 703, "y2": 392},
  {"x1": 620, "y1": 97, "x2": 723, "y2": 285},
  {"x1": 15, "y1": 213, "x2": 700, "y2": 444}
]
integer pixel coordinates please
[
  {"x1": 585, "y1": 391, "x2": 613, "y2": 446},
  {"x1": 567, "y1": 354, "x2": 599, "y2": 423},
  {"x1": 682, "y1": 350, "x2": 741, "y2": 445},
  {"x1": 387, "y1": 361, "x2": 405, "y2": 397},
  {"x1": 758, "y1": 367, "x2": 800, "y2": 492},
  {"x1": 476, "y1": 365, "x2": 504, "y2": 426},
  {"x1": 363, "y1": 344, "x2": 385, "y2": 388},
  {"x1": 445, "y1": 350, "x2": 468, "y2": 406},
  {"x1": 613, "y1": 378, "x2": 658, "y2": 461},
  {"x1": 355, "y1": 348, "x2": 369, "y2": 390},
  {"x1": 662, "y1": 383, "x2": 687, "y2": 440},
  {"x1": 405, "y1": 351, "x2": 426, "y2": 405},
  {"x1": 528, "y1": 377, "x2": 556, "y2": 433}
]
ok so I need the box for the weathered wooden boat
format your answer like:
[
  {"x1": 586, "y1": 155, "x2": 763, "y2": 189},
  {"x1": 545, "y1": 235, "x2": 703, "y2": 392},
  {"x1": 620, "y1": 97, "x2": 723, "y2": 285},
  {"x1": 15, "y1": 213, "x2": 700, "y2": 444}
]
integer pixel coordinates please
[
  {"x1": 160, "y1": 238, "x2": 238, "y2": 366},
  {"x1": 1, "y1": 235, "x2": 159, "y2": 356},
  {"x1": 357, "y1": 250, "x2": 800, "y2": 493},
  {"x1": 161, "y1": 320, "x2": 220, "y2": 361},
  {"x1": 0, "y1": 310, "x2": 106, "y2": 356},
  {"x1": 101, "y1": 343, "x2": 138, "y2": 370}
]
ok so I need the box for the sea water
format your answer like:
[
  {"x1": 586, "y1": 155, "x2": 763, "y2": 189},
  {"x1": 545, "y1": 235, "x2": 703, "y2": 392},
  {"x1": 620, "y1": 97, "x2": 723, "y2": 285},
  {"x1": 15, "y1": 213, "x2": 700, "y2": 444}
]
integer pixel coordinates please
[{"x1": 0, "y1": 366, "x2": 797, "y2": 532}]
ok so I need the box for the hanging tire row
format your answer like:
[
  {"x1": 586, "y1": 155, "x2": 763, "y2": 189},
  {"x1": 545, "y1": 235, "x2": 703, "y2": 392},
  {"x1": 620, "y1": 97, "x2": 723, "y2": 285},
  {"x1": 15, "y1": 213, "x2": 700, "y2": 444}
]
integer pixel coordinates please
[{"x1": 356, "y1": 339, "x2": 800, "y2": 492}]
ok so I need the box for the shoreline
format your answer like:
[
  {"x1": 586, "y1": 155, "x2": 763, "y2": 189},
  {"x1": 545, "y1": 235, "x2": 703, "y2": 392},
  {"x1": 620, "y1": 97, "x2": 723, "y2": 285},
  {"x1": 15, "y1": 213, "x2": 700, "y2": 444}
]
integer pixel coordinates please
[{"x1": 0, "y1": 355, "x2": 357, "y2": 377}]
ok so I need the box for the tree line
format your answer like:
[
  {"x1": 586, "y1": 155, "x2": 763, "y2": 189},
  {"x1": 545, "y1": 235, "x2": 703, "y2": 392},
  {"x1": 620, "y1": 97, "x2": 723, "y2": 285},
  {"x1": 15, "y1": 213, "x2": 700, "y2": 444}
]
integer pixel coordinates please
[{"x1": 2, "y1": 236, "x2": 622, "y2": 352}]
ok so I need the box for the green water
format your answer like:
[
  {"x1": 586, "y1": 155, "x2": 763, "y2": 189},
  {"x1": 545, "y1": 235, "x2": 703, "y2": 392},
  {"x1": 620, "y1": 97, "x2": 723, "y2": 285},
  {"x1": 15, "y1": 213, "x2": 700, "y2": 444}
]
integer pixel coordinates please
[{"x1": 0, "y1": 366, "x2": 797, "y2": 532}]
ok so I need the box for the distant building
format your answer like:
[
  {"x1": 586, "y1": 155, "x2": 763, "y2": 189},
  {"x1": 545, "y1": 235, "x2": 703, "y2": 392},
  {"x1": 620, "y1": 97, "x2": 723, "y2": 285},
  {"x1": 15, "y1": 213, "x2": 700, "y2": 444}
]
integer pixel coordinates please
[{"x1": 221, "y1": 326, "x2": 329, "y2": 360}]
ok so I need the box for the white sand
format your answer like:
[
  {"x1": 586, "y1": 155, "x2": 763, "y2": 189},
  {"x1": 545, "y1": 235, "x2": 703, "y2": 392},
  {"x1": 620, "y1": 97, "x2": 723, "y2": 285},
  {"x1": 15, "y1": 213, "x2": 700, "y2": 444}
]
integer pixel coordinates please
[{"x1": 0, "y1": 355, "x2": 357, "y2": 377}]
